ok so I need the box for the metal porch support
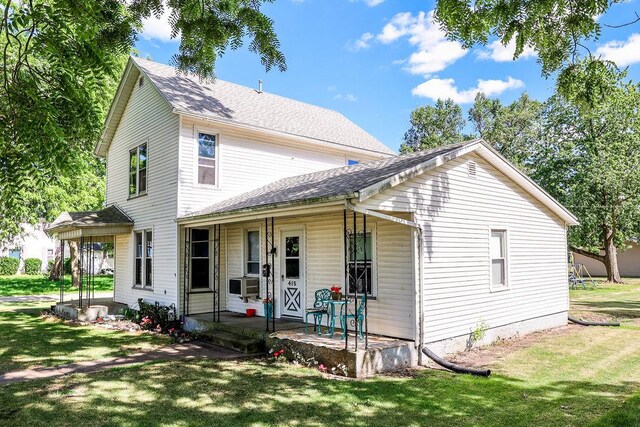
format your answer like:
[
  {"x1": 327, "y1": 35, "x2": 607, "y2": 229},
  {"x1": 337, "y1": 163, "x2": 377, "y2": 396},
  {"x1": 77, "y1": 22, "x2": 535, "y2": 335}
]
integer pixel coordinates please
[
  {"x1": 265, "y1": 217, "x2": 276, "y2": 332},
  {"x1": 182, "y1": 228, "x2": 190, "y2": 320},
  {"x1": 79, "y1": 237, "x2": 84, "y2": 309},
  {"x1": 343, "y1": 210, "x2": 349, "y2": 350},
  {"x1": 59, "y1": 239, "x2": 65, "y2": 304},
  {"x1": 343, "y1": 208, "x2": 369, "y2": 350},
  {"x1": 363, "y1": 213, "x2": 368, "y2": 349},
  {"x1": 213, "y1": 224, "x2": 221, "y2": 322},
  {"x1": 353, "y1": 210, "x2": 358, "y2": 352}
]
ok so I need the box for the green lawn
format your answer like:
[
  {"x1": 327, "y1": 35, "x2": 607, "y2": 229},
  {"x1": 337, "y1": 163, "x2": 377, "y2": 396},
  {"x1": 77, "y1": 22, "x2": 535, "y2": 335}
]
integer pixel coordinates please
[
  {"x1": 0, "y1": 275, "x2": 113, "y2": 296},
  {"x1": 1, "y1": 282, "x2": 640, "y2": 426},
  {"x1": 0, "y1": 302, "x2": 168, "y2": 373}
]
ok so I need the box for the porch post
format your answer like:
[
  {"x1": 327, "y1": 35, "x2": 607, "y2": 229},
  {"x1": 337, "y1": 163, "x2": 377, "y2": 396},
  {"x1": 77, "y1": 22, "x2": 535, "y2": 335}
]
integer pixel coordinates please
[
  {"x1": 79, "y1": 237, "x2": 84, "y2": 309},
  {"x1": 271, "y1": 217, "x2": 275, "y2": 332},
  {"x1": 343, "y1": 209, "x2": 349, "y2": 351},
  {"x1": 182, "y1": 228, "x2": 190, "y2": 319},
  {"x1": 265, "y1": 218, "x2": 269, "y2": 332},
  {"x1": 353, "y1": 210, "x2": 357, "y2": 352},
  {"x1": 214, "y1": 224, "x2": 221, "y2": 322},
  {"x1": 363, "y1": 213, "x2": 368, "y2": 349},
  {"x1": 59, "y1": 239, "x2": 65, "y2": 304}
]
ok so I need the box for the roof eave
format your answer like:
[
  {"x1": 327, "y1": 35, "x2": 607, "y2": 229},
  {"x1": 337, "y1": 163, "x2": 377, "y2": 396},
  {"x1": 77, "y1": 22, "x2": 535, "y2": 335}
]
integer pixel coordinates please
[
  {"x1": 177, "y1": 194, "x2": 355, "y2": 225},
  {"x1": 174, "y1": 109, "x2": 395, "y2": 157},
  {"x1": 357, "y1": 140, "x2": 483, "y2": 203}
]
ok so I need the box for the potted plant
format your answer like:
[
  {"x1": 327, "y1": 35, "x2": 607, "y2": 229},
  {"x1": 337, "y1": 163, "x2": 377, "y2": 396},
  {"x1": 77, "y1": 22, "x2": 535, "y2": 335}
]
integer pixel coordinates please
[
  {"x1": 330, "y1": 286, "x2": 342, "y2": 301},
  {"x1": 262, "y1": 297, "x2": 273, "y2": 320}
]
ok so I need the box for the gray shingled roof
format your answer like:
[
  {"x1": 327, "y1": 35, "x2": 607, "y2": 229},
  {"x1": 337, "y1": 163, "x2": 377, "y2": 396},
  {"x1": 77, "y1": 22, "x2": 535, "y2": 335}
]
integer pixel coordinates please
[
  {"x1": 47, "y1": 205, "x2": 133, "y2": 233},
  {"x1": 180, "y1": 141, "x2": 478, "y2": 220},
  {"x1": 133, "y1": 57, "x2": 394, "y2": 155}
]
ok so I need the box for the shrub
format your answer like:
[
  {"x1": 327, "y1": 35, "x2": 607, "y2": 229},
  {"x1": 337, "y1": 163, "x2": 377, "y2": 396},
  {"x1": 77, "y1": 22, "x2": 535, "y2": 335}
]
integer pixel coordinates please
[
  {"x1": 137, "y1": 298, "x2": 178, "y2": 332},
  {"x1": 23, "y1": 258, "x2": 42, "y2": 275},
  {"x1": 0, "y1": 257, "x2": 20, "y2": 276}
]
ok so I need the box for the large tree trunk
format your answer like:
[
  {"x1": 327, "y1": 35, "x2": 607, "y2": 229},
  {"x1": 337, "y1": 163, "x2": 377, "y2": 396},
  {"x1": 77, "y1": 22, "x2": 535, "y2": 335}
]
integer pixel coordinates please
[
  {"x1": 603, "y1": 226, "x2": 622, "y2": 283},
  {"x1": 48, "y1": 243, "x2": 62, "y2": 281},
  {"x1": 68, "y1": 241, "x2": 80, "y2": 288}
]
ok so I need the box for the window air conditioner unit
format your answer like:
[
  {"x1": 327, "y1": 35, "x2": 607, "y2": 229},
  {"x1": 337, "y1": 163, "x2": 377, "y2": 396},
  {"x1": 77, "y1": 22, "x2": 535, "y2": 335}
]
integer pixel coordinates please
[{"x1": 229, "y1": 277, "x2": 260, "y2": 301}]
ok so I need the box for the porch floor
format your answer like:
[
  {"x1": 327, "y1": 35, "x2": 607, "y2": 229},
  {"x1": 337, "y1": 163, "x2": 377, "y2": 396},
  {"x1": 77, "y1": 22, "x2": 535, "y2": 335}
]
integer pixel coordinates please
[
  {"x1": 54, "y1": 296, "x2": 127, "y2": 321},
  {"x1": 189, "y1": 312, "x2": 307, "y2": 332}
]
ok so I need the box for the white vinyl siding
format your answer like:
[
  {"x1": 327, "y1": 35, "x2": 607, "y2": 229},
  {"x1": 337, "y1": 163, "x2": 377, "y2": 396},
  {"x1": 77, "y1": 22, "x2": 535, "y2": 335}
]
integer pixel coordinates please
[
  {"x1": 207, "y1": 212, "x2": 414, "y2": 340},
  {"x1": 177, "y1": 117, "x2": 387, "y2": 216},
  {"x1": 107, "y1": 67, "x2": 179, "y2": 307},
  {"x1": 359, "y1": 152, "x2": 568, "y2": 345}
]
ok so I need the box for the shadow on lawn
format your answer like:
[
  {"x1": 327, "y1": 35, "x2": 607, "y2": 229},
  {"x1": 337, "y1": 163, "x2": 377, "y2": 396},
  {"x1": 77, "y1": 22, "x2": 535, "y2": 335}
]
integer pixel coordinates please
[
  {"x1": 0, "y1": 306, "x2": 161, "y2": 373},
  {"x1": 0, "y1": 359, "x2": 638, "y2": 426},
  {"x1": 573, "y1": 300, "x2": 640, "y2": 320}
]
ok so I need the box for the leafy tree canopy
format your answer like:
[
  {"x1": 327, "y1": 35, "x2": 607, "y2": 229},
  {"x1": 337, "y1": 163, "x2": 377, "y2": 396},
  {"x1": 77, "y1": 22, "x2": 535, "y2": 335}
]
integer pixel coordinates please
[
  {"x1": 434, "y1": 0, "x2": 628, "y2": 88},
  {"x1": 400, "y1": 99, "x2": 467, "y2": 153},
  {"x1": 0, "y1": 0, "x2": 285, "y2": 240}
]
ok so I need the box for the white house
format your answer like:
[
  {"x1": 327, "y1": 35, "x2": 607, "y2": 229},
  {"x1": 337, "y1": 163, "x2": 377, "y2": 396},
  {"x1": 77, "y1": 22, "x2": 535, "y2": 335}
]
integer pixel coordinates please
[
  {"x1": 1, "y1": 222, "x2": 56, "y2": 274},
  {"x1": 48, "y1": 57, "x2": 578, "y2": 357}
]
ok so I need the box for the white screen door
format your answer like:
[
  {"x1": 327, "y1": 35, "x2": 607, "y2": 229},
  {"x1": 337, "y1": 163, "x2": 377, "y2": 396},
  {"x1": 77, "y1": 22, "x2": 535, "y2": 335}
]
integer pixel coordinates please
[{"x1": 281, "y1": 230, "x2": 305, "y2": 318}]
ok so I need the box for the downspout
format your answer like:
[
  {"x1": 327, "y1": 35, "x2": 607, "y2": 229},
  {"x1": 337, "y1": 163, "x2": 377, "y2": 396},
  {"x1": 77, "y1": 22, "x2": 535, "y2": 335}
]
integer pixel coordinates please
[{"x1": 345, "y1": 200, "x2": 425, "y2": 364}]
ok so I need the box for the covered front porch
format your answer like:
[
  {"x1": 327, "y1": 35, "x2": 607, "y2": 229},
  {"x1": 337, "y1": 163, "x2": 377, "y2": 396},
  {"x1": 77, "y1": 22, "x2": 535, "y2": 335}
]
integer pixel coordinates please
[
  {"x1": 46, "y1": 205, "x2": 133, "y2": 319},
  {"x1": 178, "y1": 201, "x2": 421, "y2": 375}
]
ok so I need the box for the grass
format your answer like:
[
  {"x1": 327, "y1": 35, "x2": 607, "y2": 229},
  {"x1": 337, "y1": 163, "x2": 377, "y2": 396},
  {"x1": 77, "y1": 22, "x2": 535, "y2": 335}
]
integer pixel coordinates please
[
  {"x1": 1, "y1": 280, "x2": 640, "y2": 425},
  {"x1": 0, "y1": 275, "x2": 113, "y2": 296},
  {"x1": 570, "y1": 277, "x2": 640, "y2": 321},
  {"x1": 0, "y1": 302, "x2": 168, "y2": 373}
]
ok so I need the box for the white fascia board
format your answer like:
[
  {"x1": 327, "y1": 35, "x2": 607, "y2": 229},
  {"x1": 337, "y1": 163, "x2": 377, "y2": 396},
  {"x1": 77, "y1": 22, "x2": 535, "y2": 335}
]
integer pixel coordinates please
[{"x1": 357, "y1": 140, "x2": 482, "y2": 203}]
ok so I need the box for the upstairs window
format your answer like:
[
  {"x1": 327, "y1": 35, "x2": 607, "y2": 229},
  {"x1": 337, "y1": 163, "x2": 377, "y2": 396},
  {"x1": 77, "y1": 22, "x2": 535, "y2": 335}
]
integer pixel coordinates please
[
  {"x1": 129, "y1": 143, "x2": 147, "y2": 197},
  {"x1": 197, "y1": 132, "x2": 217, "y2": 185},
  {"x1": 490, "y1": 229, "x2": 508, "y2": 289}
]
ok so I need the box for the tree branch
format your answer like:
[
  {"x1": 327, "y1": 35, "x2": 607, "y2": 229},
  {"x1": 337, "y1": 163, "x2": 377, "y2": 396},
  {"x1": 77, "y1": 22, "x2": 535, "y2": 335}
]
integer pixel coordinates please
[
  {"x1": 603, "y1": 12, "x2": 640, "y2": 29},
  {"x1": 570, "y1": 245, "x2": 605, "y2": 263}
]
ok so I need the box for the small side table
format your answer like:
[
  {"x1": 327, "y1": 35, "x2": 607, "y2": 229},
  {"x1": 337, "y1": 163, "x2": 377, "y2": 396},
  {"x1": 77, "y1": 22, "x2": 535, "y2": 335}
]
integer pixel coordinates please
[{"x1": 326, "y1": 300, "x2": 348, "y2": 338}]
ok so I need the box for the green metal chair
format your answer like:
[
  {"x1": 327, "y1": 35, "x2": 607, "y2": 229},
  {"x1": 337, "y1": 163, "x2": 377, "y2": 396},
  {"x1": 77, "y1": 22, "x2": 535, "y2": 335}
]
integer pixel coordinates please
[
  {"x1": 305, "y1": 288, "x2": 331, "y2": 335},
  {"x1": 341, "y1": 294, "x2": 366, "y2": 340}
]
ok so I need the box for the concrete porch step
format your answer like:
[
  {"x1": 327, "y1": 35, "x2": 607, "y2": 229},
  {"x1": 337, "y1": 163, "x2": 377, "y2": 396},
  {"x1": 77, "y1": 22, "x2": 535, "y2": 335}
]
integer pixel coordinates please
[{"x1": 199, "y1": 329, "x2": 264, "y2": 354}]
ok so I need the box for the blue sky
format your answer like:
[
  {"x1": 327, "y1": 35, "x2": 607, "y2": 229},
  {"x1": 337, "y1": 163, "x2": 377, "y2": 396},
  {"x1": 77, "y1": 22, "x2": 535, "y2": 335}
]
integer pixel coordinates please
[{"x1": 136, "y1": 0, "x2": 640, "y2": 152}]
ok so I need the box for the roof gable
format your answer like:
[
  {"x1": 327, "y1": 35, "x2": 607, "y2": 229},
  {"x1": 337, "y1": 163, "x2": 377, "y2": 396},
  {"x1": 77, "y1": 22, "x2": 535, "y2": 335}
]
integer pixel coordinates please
[
  {"x1": 96, "y1": 57, "x2": 394, "y2": 157},
  {"x1": 178, "y1": 139, "x2": 578, "y2": 226}
]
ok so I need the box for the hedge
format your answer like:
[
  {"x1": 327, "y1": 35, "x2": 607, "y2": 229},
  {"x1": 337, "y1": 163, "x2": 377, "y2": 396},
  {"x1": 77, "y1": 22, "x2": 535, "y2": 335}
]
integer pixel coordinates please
[
  {"x1": 23, "y1": 258, "x2": 42, "y2": 275},
  {"x1": 0, "y1": 257, "x2": 20, "y2": 276}
]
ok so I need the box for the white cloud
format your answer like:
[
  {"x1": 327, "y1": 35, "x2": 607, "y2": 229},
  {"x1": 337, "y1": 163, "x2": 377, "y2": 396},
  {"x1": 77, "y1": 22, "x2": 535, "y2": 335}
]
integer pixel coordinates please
[
  {"x1": 348, "y1": 32, "x2": 374, "y2": 52},
  {"x1": 141, "y1": 7, "x2": 179, "y2": 42},
  {"x1": 334, "y1": 93, "x2": 358, "y2": 102},
  {"x1": 377, "y1": 11, "x2": 467, "y2": 75},
  {"x1": 412, "y1": 77, "x2": 524, "y2": 103},
  {"x1": 476, "y1": 39, "x2": 536, "y2": 62},
  {"x1": 596, "y1": 33, "x2": 640, "y2": 67}
]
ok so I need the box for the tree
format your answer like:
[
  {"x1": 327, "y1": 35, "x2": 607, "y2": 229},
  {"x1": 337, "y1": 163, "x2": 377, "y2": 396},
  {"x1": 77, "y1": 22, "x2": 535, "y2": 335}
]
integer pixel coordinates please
[
  {"x1": 434, "y1": 0, "x2": 631, "y2": 90},
  {"x1": 532, "y1": 61, "x2": 640, "y2": 283},
  {"x1": 400, "y1": 99, "x2": 466, "y2": 153},
  {"x1": 0, "y1": 0, "x2": 285, "y2": 241},
  {"x1": 469, "y1": 92, "x2": 544, "y2": 172}
]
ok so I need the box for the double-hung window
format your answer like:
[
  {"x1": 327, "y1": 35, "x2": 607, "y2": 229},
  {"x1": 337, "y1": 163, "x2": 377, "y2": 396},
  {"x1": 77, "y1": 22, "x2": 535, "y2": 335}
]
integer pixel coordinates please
[
  {"x1": 134, "y1": 230, "x2": 152, "y2": 288},
  {"x1": 490, "y1": 229, "x2": 508, "y2": 289},
  {"x1": 347, "y1": 231, "x2": 375, "y2": 296},
  {"x1": 197, "y1": 132, "x2": 217, "y2": 185},
  {"x1": 245, "y1": 230, "x2": 260, "y2": 276},
  {"x1": 190, "y1": 229, "x2": 210, "y2": 289},
  {"x1": 129, "y1": 143, "x2": 147, "y2": 197}
]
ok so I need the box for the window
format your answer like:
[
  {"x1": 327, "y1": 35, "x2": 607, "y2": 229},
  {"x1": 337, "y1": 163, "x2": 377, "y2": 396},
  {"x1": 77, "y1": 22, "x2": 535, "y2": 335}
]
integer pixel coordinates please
[
  {"x1": 347, "y1": 232, "x2": 374, "y2": 296},
  {"x1": 490, "y1": 230, "x2": 508, "y2": 289},
  {"x1": 134, "y1": 230, "x2": 152, "y2": 288},
  {"x1": 191, "y1": 228, "x2": 210, "y2": 289},
  {"x1": 145, "y1": 231, "x2": 153, "y2": 287},
  {"x1": 8, "y1": 249, "x2": 21, "y2": 259},
  {"x1": 197, "y1": 132, "x2": 217, "y2": 185},
  {"x1": 129, "y1": 143, "x2": 148, "y2": 196},
  {"x1": 245, "y1": 230, "x2": 260, "y2": 276},
  {"x1": 284, "y1": 236, "x2": 300, "y2": 279}
]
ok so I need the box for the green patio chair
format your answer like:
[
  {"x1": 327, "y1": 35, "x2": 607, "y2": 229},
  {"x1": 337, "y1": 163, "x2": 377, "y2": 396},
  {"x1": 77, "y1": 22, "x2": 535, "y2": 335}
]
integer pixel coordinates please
[
  {"x1": 305, "y1": 288, "x2": 331, "y2": 335},
  {"x1": 341, "y1": 294, "x2": 366, "y2": 340}
]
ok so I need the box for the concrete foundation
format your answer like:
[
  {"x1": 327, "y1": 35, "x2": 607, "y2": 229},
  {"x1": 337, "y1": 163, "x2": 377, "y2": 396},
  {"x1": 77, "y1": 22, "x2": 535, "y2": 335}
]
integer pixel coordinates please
[{"x1": 423, "y1": 311, "x2": 568, "y2": 357}]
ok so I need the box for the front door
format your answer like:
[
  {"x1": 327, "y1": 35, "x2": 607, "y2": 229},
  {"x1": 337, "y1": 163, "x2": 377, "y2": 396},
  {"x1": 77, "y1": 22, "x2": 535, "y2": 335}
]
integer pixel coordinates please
[{"x1": 281, "y1": 230, "x2": 304, "y2": 318}]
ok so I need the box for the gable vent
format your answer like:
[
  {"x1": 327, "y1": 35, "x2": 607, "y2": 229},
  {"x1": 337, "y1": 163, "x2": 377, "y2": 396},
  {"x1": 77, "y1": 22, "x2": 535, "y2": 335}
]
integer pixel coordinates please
[
  {"x1": 467, "y1": 160, "x2": 477, "y2": 177},
  {"x1": 138, "y1": 76, "x2": 144, "y2": 88}
]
